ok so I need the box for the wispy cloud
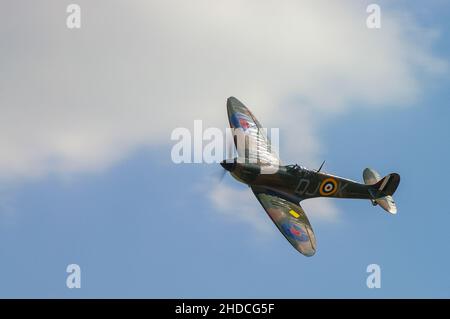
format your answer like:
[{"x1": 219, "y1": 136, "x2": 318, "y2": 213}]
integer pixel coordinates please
[
  {"x1": 207, "y1": 182, "x2": 274, "y2": 235},
  {"x1": 202, "y1": 171, "x2": 340, "y2": 235},
  {"x1": 0, "y1": 0, "x2": 446, "y2": 182}
]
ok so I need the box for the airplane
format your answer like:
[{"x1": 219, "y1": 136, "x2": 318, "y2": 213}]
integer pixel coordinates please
[{"x1": 220, "y1": 97, "x2": 400, "y2": 257}]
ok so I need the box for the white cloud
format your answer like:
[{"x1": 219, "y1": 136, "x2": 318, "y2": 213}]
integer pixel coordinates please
[
  {"x1": 206, "y1": 179, "x2": 339, "y2": 236},
  {"x1": 0, "y1": 1, "x2": 446, "y2": 226},
  {"x1": 301, "y1": 197, "x2": 339, "y2": 222},
  {"x1": 207, "y1": 182, "x2": 274, "y2": 235}
]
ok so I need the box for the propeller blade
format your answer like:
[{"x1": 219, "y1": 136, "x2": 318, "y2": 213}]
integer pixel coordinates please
[
  {"x1": 225, "y1": 128, "x2": 235, "y2": 159},
  {"x1": 219, "y1": 168, "x2": 227, "y2": 183}
]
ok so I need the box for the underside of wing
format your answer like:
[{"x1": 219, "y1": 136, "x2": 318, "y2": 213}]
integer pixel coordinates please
[
  {"x1": 227, "y1": 97, "x2": 280, "y2": 166},
  {"x1": 252, "y1": 186, "x2": 317, "y2": 256}
]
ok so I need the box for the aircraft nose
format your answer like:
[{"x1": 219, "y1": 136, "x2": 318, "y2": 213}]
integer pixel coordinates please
[{"x1": 220, "y1": 160, "x2": 235, "y2": 172}]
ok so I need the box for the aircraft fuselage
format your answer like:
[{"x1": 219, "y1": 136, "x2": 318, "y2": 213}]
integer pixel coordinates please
[{"x1": 221, "y1": 161, "x2": 374, "y2": 202}]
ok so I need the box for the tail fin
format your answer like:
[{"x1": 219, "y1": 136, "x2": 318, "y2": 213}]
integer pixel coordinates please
[
  {"x1": 372, "y1": 173, "x2": 400, "y2": 197},
  {"x1": 363, "y1": 168, "x2": 400, "y2": 214}
]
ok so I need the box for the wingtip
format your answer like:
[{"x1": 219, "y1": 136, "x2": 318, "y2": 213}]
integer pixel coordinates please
[
  {"x1": 297, "y1": 243, "x2": 317, "y2": 257},
  {"x1": 227, "y1": 96, "x2": 237, "y2": 104},
  {"x1": 300, "y1": 248, "x2": 316, "y2": 257},
  {"x1": 227, "y1": 96, "x2": 244, "y2": 107}
]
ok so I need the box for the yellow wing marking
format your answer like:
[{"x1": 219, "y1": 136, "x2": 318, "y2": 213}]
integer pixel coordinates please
[{"x1": 289, "y1": 209, "x2": 300, "y2": 218}]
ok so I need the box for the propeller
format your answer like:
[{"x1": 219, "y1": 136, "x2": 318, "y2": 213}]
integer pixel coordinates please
[
  {"x1": 215, "y1": 129, "x2": 236, "y2": 184},
  {"x1": 225, "y1": 128, "x2": 235, "y2": 160},
  {"x1": 217, "y1": 167, "x2": 227, "y2": 183}
]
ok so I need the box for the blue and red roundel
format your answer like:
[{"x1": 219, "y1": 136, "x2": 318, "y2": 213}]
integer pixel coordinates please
[
  {"x1": 230, "y1": 112, "x2": 256, "y2": 132},
  {"x1": 282, "y1": 223, "x2": 309, "y2": 242}
]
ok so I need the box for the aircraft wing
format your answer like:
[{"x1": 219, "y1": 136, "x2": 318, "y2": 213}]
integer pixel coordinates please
[
  {"x1": 251, "y1": 186, "x2": 317, "y2": 256},
  {"x1": 227, "y1": 97, "x2": 280, "y2": 166}
]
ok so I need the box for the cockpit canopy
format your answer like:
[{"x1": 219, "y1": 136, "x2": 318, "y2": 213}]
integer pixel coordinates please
[{"x1": 285, "y1": 164, "x2": 305, "y2": 172}]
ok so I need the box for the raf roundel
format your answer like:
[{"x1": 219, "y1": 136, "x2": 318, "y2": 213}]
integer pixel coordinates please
[
  {"x1": 319, "y1": 178, "x2": 338, "y2": 196},
  {"x1": 230, "y1": 112, "x2": 256, "y2": 133}
]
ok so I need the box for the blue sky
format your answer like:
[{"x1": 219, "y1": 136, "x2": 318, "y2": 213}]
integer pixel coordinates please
[{"x1": 0, "y1": 1, "x2": 449, "y2": 298}]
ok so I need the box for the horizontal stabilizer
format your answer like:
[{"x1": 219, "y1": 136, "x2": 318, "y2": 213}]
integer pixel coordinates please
[{"x1": 374, "y1": 195, "x2": 397, "y2": 214}]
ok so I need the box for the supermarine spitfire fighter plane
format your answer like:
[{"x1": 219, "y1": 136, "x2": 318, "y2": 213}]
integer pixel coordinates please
[{"x1": 220, "y1": 97, "x2": 400, "y2": 257}]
